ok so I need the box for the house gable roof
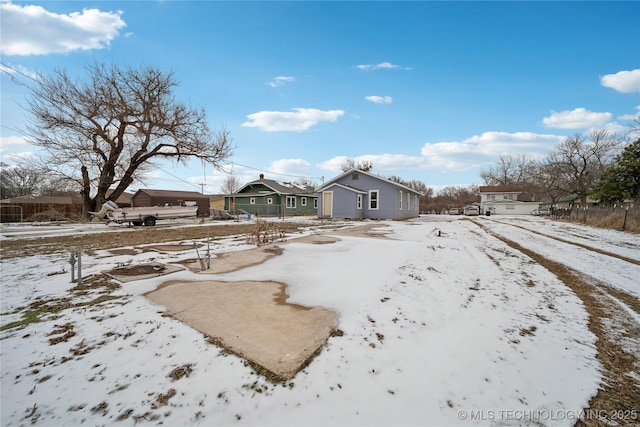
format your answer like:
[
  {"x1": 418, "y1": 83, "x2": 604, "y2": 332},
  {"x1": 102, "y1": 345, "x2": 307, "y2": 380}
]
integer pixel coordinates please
[
  {"x1": 236, "y1": 178, "x2": 316, "y2": 196},
  {"x1": 318, "y1": 169, "x2": 423, "y2": 195},
  {"x1": 479, "y1": 185, "x2": 523, "y2": 194},
  {"x1": 320, "y1": 182, "x2": 368, "y2": 194}
]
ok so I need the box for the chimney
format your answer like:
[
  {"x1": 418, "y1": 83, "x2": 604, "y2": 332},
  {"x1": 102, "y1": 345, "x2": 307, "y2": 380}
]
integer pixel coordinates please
[{"x1": 259, "y1": 174, "x2": 264, "y2": 180}]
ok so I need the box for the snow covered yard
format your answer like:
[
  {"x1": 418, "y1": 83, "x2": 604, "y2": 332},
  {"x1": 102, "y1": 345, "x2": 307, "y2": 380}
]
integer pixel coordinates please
[{"x1": 1, "y1": 216, "x2": 638, "y2": 426}]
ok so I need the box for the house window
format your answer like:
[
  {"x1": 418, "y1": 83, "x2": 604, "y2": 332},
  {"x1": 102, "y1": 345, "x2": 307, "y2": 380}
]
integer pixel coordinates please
[
  {"x1": 267, "y1": 198, "x2": 273, "y2": 204},
  {"x1": 286, "y1": 196, "x2": 296, "y2": 209},
  {"x1": 504, "y1": 194, "x2": 513, "y2": 200},
  {"x1": 250, "y1": 197, "x2": 256, "y2": 205},
  {"x1": 357, "y1": 194, "x2": 362, "y2": 209},
  {"x1": 399, "y1": 191, "x2": 403, "y2": 210},
  {"x1": 489, "y1": 194, "x2": 495, "y2": 200},
  {"x1": 301, "y1": 197, "x2": 307, "y2": 206},
  {"x1": 314, "y1": 198, "x2": 318, "y2": 209},
  {"x1": 369, "y1": 190, "x2": 379, "y2": 210}
]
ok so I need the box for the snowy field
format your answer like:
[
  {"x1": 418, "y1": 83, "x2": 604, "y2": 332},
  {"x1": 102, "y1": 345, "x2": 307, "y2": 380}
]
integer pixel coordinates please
[{"x1": 1, "y1": 215, "x2": 638, "y2": 427}]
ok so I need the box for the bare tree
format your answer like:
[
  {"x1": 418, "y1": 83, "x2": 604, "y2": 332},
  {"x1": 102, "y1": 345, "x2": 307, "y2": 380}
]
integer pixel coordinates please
[
  {"x1": 544, "y1": 130, "x2": 621, "y2": 206},
  {"x1": 220, "y1": 174, "x2": 241, "y2": 194},
  {"x1": 0, "y1": 163, "x2": 40, "y2": 198},
  {"x1": 0, "y1": 162, "x2": 78, "y2": 198},
  {"x1": 340, "y1": 158, "x2": 373, "y2": 172},
  {"x1": 293, "y1": 177, "x2": 316, "y2": 190},
  {"x1": 479, "y1": 154, "x2": 536, "y2": 186},
  {"x1": 435, "y1": 185, "x2": 479, "y2": 211},
  {"x1": 26, "y1": 62, "x2": 233, "y2": 216}
]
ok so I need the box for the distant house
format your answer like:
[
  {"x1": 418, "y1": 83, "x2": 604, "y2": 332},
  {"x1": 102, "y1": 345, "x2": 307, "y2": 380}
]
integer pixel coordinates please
[
  {"x1": 316, "y1": 169, "x2": 422, "y2": 220},
  {"x1": 224, "y1": 174, "x2": 318, "y2": 217},
  {"x1": 106, "y1": 190, "x2": 134, "y2": 208},
  {"x1": 479, "y1": 185, "x2": 539, "y2": 215},
  {"x1": 131, "y1": 189, "x2": 210, "y2": 216}
]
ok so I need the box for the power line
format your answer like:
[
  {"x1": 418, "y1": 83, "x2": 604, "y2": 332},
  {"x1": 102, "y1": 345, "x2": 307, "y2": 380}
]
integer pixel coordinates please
[
  {"x1": 0, "y1": 61, "x2": 38, "y2": 90},
  {"x1": 224, "y1": 161, "x2": 324, "y2": 181}
]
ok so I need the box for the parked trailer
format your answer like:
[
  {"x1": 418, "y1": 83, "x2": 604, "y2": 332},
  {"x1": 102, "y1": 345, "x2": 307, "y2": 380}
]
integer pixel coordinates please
[{"x1": 94, "y1": 201, "x2": 197, "y2": 226}]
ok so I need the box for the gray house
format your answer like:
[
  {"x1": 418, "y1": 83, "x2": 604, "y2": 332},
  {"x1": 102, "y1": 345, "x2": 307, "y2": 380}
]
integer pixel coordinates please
[{"x1": 316, "y1": 169, "x2": 422, "y2": 220}]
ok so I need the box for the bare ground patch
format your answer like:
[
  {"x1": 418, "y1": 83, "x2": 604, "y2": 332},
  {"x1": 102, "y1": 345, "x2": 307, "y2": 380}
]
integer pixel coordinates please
[
  {"x1": 104, "y1": 262, "x2": 184, "y2": 283},
  {"x1": 145, "y1": 280, "x2": 338, "y2": 380}
]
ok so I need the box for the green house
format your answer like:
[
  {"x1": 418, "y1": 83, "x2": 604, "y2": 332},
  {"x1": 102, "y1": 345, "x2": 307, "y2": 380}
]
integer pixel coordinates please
[{"x1": 224, "y1": 174, "x2": 318, "y2": 217}]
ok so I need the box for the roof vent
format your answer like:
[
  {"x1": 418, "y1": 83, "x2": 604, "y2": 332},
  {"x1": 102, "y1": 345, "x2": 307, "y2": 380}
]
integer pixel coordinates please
[{"x1": 259, "y1": 174, "x2": 264, "y2": 180}]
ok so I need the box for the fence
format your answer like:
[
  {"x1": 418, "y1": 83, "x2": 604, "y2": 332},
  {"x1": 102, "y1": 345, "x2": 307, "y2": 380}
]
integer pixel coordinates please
[
  {"x1": 550, "y1": 205, "x2": 639, "y2": 232},
  {"x1": 232, "y1": 203, "x2": 312, "y2": 218},
  {"x1": 0, "y1": 203, "x2": 84, "y2": 223},
  {"x1": 0, "y1": 205, "x2": 23, "y2": 223}
]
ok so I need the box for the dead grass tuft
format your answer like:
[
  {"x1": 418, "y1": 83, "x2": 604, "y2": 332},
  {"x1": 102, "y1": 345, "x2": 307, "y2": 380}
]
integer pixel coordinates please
[{"x1": 168, "y1": 364, "x2": 193, "y2": 381}]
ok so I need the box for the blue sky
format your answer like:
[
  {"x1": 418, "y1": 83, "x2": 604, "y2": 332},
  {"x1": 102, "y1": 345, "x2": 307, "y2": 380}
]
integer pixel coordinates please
[{"x1": 1, "y1": 1, "x2": 639, "y2": 194}]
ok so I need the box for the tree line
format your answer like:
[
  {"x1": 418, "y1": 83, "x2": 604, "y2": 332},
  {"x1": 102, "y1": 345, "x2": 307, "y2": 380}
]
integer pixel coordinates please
[
  {"x1": 2, "y1": 62, "x2": 638, "y2": 218},
  {"x1": 479, "y1": 128, "x2": 639, "y2": 208}
]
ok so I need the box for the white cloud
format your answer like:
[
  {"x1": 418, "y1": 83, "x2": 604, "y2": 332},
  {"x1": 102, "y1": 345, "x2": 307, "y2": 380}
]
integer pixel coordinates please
[
  {"x1": 0, "y1": 151, "x2": 33, "y2": 161},
  {"x1": 0, "y1": 135, "x2": 31, "y2": 146},
  {"x1": 269, "y1": 159, "x2": 311, "y2": 176},
  {"x1": 317, "y1": 154, "x2": 424, "y2": 173},
  {"x1": 355, "y1": 62, "x2": 409, "y2": 71},
  {"x1": 365, "y1": 95, "x2": 393, "y2": 104},
  {"x1": 420, "y1": 131, "x2": 564, "y2": 171},
  {"x1": 618, "y1": 113, "x2": 637, "y2": 121},
  {"x1": 542, "y1": 108, "x2": 612, "y2": 129},
  {"x1": 618, "y1": 105, "x2": 640, "y2": 121},
  {"x1": 267, "y1": 76, "x2": 295, "y2": 88},
  {"x1": 0, "y1": 2, "x2": 126, "y2": 55},
  {"x1": 600, "y1": 69, "x2": 640, "y2": 93},
  {"x1": 317, "y1": 131, "x2": 565, "y2": 175},
  {"x1": 242, "y1": 108, "x2": 345, "y2": 132}
]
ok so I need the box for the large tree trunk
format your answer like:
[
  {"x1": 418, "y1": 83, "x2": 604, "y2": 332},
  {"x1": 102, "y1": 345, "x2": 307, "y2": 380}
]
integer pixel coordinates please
[{"x1": 80, "y1": 166, "x2": 94, "y2": 218}]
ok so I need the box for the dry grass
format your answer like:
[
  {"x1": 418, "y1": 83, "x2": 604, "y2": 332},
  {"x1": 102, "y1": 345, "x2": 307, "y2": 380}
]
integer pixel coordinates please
[
  {"x1": 472, "y1": 220, "x2": 640, "y2": 426},
  {"x1": 0, "y1": 221, "x2": 311, "y2": 259},
  {"x1": 557, "y1": 210, "x2": 640, "y2": 234}
]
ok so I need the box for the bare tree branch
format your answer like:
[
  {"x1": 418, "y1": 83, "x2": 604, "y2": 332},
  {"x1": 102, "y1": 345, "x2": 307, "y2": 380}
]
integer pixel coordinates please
[{"x1": 26, "y1": 62, "x2": 233, "y2": 216}]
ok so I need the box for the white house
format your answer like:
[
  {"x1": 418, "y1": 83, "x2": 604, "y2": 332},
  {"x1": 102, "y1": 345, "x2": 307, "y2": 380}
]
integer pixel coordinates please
[{"x1": 479, "y1": 185, "x2": 539, "y2": 215}]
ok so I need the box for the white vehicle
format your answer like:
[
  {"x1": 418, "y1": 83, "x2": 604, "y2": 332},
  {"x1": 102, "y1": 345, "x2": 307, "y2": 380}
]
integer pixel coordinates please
[
  {"x1": 94, "y1": 201, "x2": 198, "y2": 226},
  {"x1": 463, "y1": 206, "x2": 480, "y2": 216}
]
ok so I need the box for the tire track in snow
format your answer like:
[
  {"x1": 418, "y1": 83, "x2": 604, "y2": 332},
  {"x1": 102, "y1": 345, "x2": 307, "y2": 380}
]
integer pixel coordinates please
[
  {"x1": 487, "y1": 218, "x2": 640, "y2": 266},
  {"x1": 471, "y1": 220, "x2": 640, "y2": 427}
]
